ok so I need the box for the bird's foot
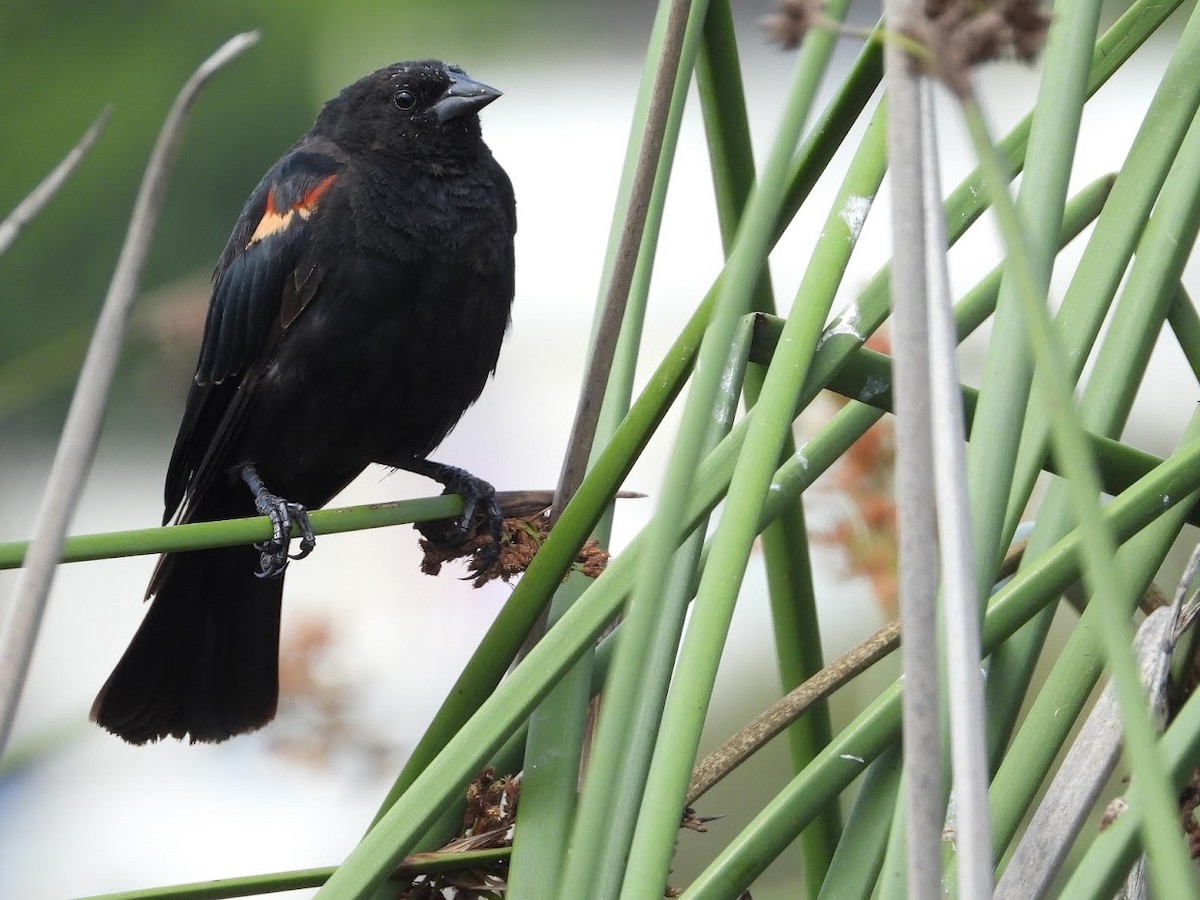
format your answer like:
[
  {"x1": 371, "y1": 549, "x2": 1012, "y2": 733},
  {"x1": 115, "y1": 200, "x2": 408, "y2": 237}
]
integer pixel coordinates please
[
  {"x1": 240, "y1": 465, "x2": 315, "y2": 578},
  {"x1": 407, "y1": 461, "x2": 503, "y2": 579}
]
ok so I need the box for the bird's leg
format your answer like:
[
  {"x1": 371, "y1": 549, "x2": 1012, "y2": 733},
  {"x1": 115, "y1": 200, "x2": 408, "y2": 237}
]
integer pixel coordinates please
[
  {"x1": 396, "y1": 458, "x2": 503, "y2": 574},
  {"x1": 239, "y1": 464, "x2": 315, "y2": 578}
]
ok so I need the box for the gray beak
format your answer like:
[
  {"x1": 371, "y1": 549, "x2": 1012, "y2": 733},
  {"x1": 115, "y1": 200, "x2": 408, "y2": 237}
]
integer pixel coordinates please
[{"x1": 431, "y1": 71, "x2": 502, "y2": 123}]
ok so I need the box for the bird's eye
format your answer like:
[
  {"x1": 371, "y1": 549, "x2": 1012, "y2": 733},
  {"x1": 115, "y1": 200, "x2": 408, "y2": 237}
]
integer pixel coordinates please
[{"x1": 392, "y1": 90, "x2": 417, "y2": 111}]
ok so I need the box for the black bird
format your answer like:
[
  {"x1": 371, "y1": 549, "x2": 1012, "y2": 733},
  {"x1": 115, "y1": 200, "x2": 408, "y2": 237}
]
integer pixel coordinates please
[{"x1": 91, "y1": 60, "x2": 516, "y2": 744}]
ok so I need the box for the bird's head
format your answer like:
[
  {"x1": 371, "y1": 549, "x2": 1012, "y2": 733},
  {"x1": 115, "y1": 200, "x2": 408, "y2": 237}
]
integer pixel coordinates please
[{"x1": 316, "y1": 59, "x2": 501, "y2": 156}]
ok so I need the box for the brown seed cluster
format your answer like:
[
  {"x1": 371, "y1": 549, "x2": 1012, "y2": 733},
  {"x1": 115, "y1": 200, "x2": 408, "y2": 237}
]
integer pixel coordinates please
[
  {"x1": 901, "y1": 0, "x2": 1051, "y2": 96},
  {"x1": 763, "y1": 0, "x2": 824, "y2": 49},
  {"x1": 397, "y1": 768, "x2": 520, "y2": 899},
  {"x1": 764, "y1": 0, "x2": 1050, "y2": 98},
  {"x1": 680, "y1": 805, "x2": 717, "y2": 833},
  {"x1": 463, "y1": 766, "x2": 522, "y2": 837},
  {"x1": 1181, "y1": 771, "x2": 1200, "y2": 859},
  {"x1": 419, "y1": 510, "x2": 610, "y2": 588}
]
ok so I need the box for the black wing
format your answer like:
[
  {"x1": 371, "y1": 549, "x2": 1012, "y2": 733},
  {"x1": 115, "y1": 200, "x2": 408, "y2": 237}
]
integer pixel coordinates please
[{"x1": 162, "y1": 147, "x2": 343, "y2": 523}]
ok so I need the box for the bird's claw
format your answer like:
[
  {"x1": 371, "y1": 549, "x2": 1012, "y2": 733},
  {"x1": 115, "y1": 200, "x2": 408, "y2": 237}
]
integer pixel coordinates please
[
  {"x1": 253, "y1": 499, "x2": 313, "y2": 579},
  {"x1": 460, "y1": 491, "x2": 503, "y2": 581},
  {"x1": 242, "y1": 465, "x2": 314, "y2": 579},
  {"x1": 413, "y1": 464, "x2": 504, "y2": 579}
]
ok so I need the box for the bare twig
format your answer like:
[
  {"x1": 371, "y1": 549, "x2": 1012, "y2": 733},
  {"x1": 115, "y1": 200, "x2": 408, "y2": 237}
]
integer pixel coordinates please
[
  {"x1": 687, "y1": 618, "x2": 902, "y2": 803},
  {"x1": 0, "y1": 489, "x2": 643, "y2": 572},
  {"x1": 684, "y1": 538, "x2": 1167, "y2": 806},
  {"x1": 0, "y1": 108, "x2": 112, "y2": 258},
  {"x1": 73, "y1": 847, "x2": 515, "y2": 900},
  {"x1": 550, "y1": 0, "x2": 693, "y2": 519},
  {"x1": 996, "y1": 594, "x2": 1182, "y2": 899},
  {"x1": 921, "y1": 78, "x2": 993, "y2": 897},
  {"x1": 881, "y1": 2, "x2": 944, "y2": 896},
  {"x1": 492, "y1": 489, "x2": 645, "y2": 520},
  {"x1": 513, "y1": 0, "x2": 694, "y2": 666},
  {"x1": 0, "y1": 32, "x2": 260, "y2": 758}
]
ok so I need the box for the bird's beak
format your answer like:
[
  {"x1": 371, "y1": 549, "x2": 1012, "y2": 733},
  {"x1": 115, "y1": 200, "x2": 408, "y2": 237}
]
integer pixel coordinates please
[{"x1": 431, "y1": 71, "x2": 502, "y2": 123}]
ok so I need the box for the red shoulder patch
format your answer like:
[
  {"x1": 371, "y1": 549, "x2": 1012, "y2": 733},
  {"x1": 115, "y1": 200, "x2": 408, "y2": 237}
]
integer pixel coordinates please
[{"x1": 246, "y1": 174, "x2": 337, "y2": 248}]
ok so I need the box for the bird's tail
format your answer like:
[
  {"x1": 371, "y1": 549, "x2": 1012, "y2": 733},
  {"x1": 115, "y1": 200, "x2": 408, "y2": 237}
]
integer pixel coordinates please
[{"x1": 91, "y1": 499, "x2": 284, "y2": 744}]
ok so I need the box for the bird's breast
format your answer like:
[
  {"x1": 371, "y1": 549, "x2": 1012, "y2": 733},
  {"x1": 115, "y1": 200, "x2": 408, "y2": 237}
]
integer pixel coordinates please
[{"x1": 240, "y1": 246, "x2": 511, "y2": 486}]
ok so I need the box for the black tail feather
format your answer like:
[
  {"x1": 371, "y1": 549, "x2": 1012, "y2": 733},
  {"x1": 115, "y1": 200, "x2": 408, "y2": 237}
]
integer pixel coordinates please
[{"x1": 91, "y1": 542, "x2": 283, "y2": 744}]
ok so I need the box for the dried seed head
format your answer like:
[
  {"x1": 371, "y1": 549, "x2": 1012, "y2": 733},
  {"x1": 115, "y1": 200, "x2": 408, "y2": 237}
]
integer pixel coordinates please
[
  {"x1": 763, "y1": 0, "x2": 825, "y2": 49},
  {"x1": 419, "y1": 510, "x2": 609, "y2": 587},
  {"x1": 902, "y1": 0, "x2": 1051, "y2": 97}
]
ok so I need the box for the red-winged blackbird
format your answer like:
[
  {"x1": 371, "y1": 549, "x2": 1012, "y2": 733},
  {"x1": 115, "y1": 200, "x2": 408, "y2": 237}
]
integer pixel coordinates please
[{"x1": 91, "y1": 60, "x2": 516, "y2": 744}]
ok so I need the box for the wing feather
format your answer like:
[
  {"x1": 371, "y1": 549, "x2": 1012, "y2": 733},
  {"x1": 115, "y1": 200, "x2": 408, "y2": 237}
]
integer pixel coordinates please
[{"x1": 163, "y1": 146, "x2": 343, "y2": 522}]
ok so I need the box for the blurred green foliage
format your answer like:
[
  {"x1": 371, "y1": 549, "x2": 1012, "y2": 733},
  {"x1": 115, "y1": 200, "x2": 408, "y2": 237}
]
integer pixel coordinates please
[{"x1": 0, "y1": 0, "x2": 554, "y2": 429}]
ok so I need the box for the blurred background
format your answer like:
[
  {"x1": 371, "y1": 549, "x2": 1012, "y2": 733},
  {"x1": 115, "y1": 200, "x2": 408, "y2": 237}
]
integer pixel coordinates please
[{"x1": 0, "y1": 0, "x2": 1195, "y2": 896}]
